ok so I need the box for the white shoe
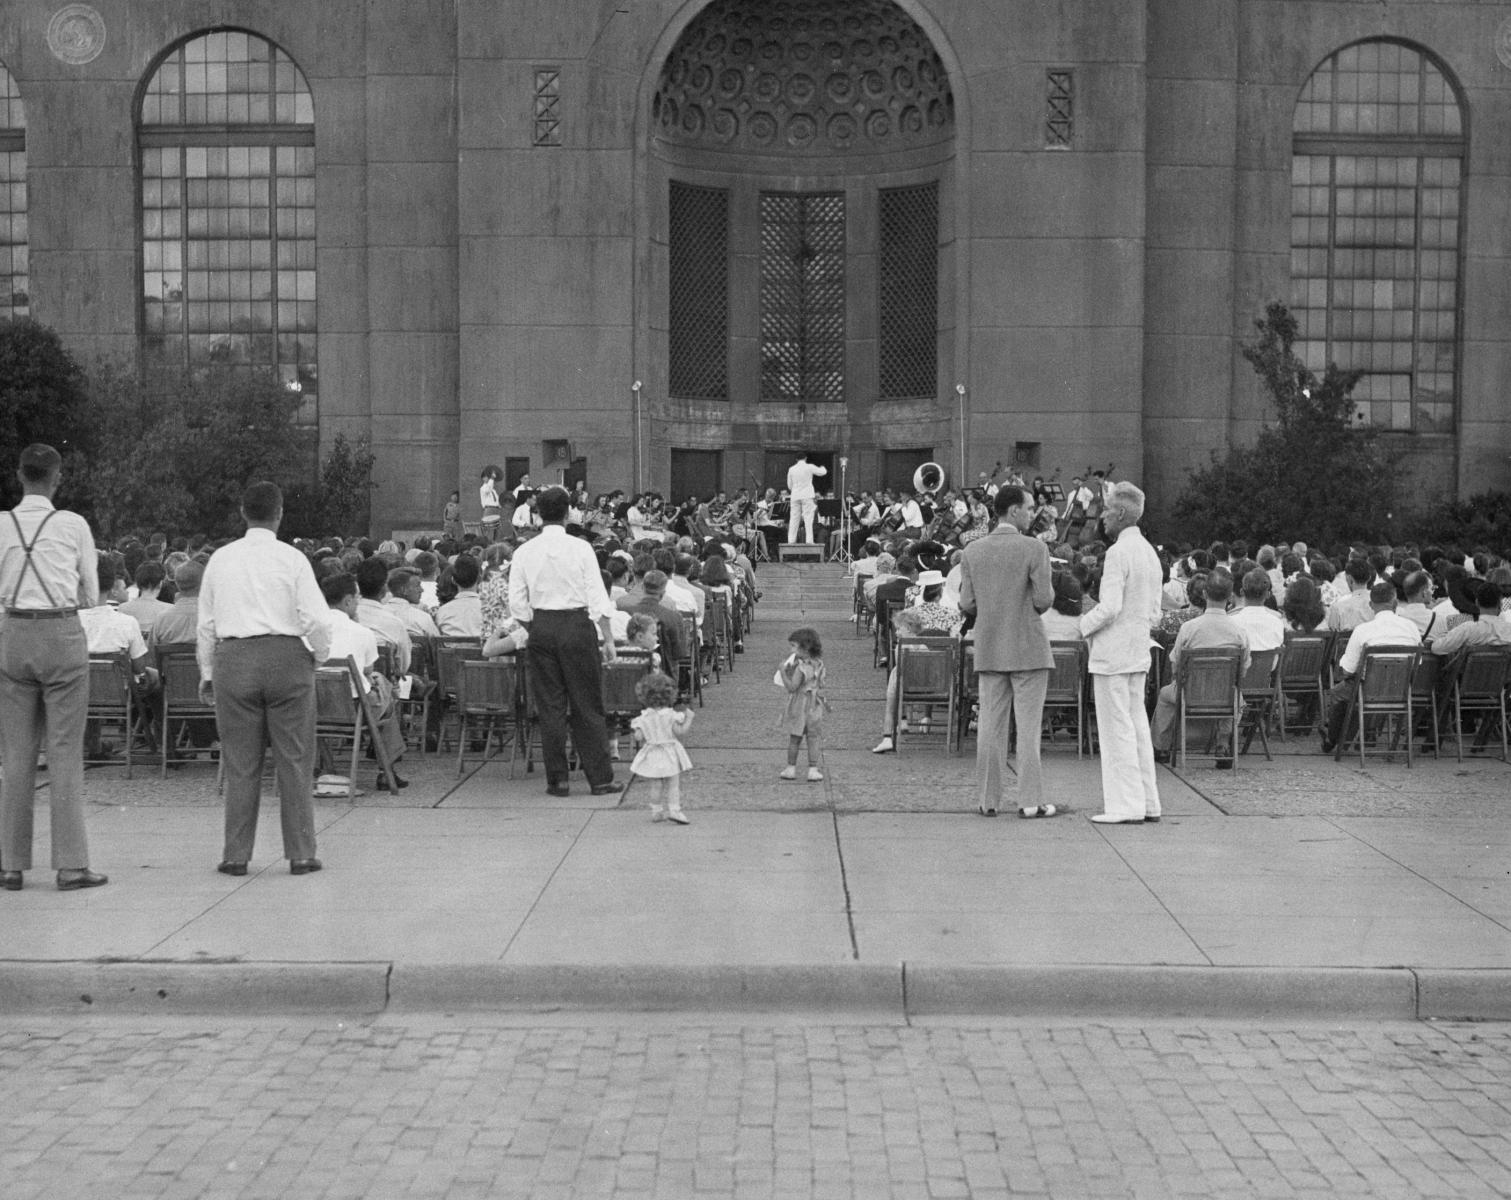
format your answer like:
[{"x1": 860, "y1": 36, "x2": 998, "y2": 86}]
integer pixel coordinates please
[
  {"x1": 871, "y1": 736, "x2": 894, "y2": 754},
  {"x1": 779, "y1": 766, "x2": 797, "y2": 780},
  {"x1": 667, "y1": 809, "x2": 690, "y2": 825},
  {"x1": 807, "y1": 767, "x2": 824, "y2": 782},
  {"x1": 1089, "y1": 813, "x2": 1144, "y2": 824}
]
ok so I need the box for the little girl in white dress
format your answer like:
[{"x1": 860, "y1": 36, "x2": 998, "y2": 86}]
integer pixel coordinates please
[{"x1": 629, "y1": 672, "x2": 694, "y2": 825}]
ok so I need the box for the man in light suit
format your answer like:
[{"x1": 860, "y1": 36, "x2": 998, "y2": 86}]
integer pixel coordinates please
[
  {"x1": 1080, "y1": 481, "x2": 1163, "y2": 824},
  {"x1": 958, "y1": 485, "x2": 1058, "y2": 818}
]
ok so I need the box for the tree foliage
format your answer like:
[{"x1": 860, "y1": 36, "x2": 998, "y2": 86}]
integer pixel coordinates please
[
  {"x1": 0, "y1": 320, "x2": 93, "y2": 508},
  {"x1": 1412, "y1": 490, "x2": 1511, "y2": 551},
  {"x1": 284, "y1": 432, "x2": 378, "y2": 539},
  {"x1": 76, "y1": 365, "x2": 313, "y2": 540},
  {"x1": 1170, "y1": 302, "x2": 1404, "y2": 548}
]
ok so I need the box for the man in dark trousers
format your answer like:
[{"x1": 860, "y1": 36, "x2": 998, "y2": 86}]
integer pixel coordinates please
[
  {"x1": 0, "y1": 444, "x2": 106, "y2": 891},
  {"x1": 508, "y1": 486, "x2": 622, "y2": 797},
  {"x1": 958, "y1": 485, "x2": 1058, "y2": 818},
  {"x1": 197, "y1": 481, "x2": 331, "y2": 876}
]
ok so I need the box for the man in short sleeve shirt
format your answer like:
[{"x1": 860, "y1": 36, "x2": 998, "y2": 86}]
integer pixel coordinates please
[{"x1": 0, "y1": 444, "x2": 106, "y2": 891}]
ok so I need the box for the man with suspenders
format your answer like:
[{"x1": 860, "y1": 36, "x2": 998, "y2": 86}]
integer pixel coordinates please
[{"x1": 0, "y1": 444, "x2": 107, "y2": 891}]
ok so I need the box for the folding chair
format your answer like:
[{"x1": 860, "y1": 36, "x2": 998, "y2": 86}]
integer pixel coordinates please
[
  {"x1": 952, "y1": 641, "x2": 979, "y2": 754},
  {"x1": 1174, "y1": 647, "x2": 1244, "y2": 768},
  {"x1": 1277, "y1": 632, "x2": 1330, "y2": 740},
  {"x1": 602, "y1": 657, "x2": 654, "y2": 760},
  {"x1": 1409, "y1": 653, "x2": 1442, "y2": 759},
  {"x1": 1447, "y1": 645, "x2": 1511, "y2": 762},
  {"x1": 874, "y1": 597, "x2": 903, "y2": 669},
  {"x1": 893, "y1": 636, "x2": 957, "y2": 752},
  {"x1": 155, "y1": 641, "x2": 217, "y2": 777},
  {"x1": 85, "y1": 653, "x2": 136, "y2": 777},
  {"x1": 1238, "y1": 648, "x2": 1280, "y2": 760},
  {"x1": 1044, "y1": 641, "x2": 1089, "y2": 757},
  {"x1": 398, "y1": 636, "x2": 436, "y2": 756},
  {"x1": 315, "y1": 656, "x2": 402, "y2": 797},
  {"x1": 454, "y1": 657, "x2": 520, "y2": 776},
  {"x1": 709, "y1": 592, "x2": 736, "y2": 676},
  {"x1": 1334, "y1": 646, "x2": 1419, "y2": 766},
  {"x1": 433, "y1": 637, "x2": 485, "y2": 752},
  {"x1": 678, "y1": 615, "x2": 702, "y2": 707},
  {"x1": 853, "y1": 574, "x2": 873, "y2": 635}
]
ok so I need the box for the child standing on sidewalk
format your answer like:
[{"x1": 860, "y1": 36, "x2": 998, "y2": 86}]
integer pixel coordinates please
[
  {"x1": 629, "y1": 672, "x2": 694, "y2": 824},
  {"x1": 777, "y1": 627, "x2": 828, "y2": 782}
]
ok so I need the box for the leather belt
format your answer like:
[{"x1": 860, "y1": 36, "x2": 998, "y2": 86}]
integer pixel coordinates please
[{"x1": 4, "y1": 608, "x2": 78, "y2": 619}]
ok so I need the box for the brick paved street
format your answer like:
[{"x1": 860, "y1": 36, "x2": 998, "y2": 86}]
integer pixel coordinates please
[{"x1": 3, "y1": 1016, "x2": 1510, "y2": 1199}]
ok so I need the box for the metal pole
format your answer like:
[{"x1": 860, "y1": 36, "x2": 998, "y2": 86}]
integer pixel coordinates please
[
  {"x1": 955, "y1": 383, "x2": 967, "y2": 484},
  {"x1": 835, "y1": 456, "x2": 852, "y2": 564},
  {"x1": 631, "y1": 380, "x2": 643, "y2": 493}
]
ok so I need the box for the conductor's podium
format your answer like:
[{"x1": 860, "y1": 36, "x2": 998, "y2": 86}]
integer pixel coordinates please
[{"x1": 778, "y1": 543, "x2": 825, "y2": 563}]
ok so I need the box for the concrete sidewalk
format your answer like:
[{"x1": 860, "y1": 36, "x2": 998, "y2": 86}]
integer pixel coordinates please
[{"x1": 2, "y1": 564, "x2": 1508, "y2": 1020}]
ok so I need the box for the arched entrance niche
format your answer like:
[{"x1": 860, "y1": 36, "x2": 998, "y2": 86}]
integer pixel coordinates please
[{"x1": 636, "y1": 0, "x2": 964, "y2": 497}]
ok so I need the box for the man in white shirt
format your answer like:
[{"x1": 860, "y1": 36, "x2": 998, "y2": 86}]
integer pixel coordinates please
[
  {"x1": 508, "y1": 487, "x2": 621, "y2": 797},
  {"x1": 1320, "y1": 582, "x2": 1423, "y2": 752},
  {"x1": 80, "y1": 555, "x2": 154, "y2": 680},
  {"x1": 436, "y1": 554, "x2": 483, "y2": 637},
  {"x1": 353, "y1": 557, "x2": 411, "y2": 674},
  {"x1": 665, "y1": 554, "x2": 705, "y2": 643},
  {"x1": 1325, "y1": 559, "x2": 1375, "y2": 633},
  {"x1": 198, "y1": 481, "x2": 331, "y2": 877},
  {"x1": 321, "y1": 572, "x2": 407, "y2": 788},
  {"x1": 0, "y1": 444, "x2": 106, "y2": 891},
  {"x1": 383, "y1": 567, "x2": 440, "y2": 642},
  {"x1": 1229, "y1": 568, "x2": 1286, "y2": 653},
  {"x1": 1395, "y1": 570, "x2": 1437, "y2": 638},
  {"x1": 786, "y1": 454, "x2": 828, "y2": 544},
  {"x1": 1079, "y1": 481, "x2": 1163, "y2": 823},
  {"x1": 896, "y1": 491, "x2": 925, "y2": 539}
]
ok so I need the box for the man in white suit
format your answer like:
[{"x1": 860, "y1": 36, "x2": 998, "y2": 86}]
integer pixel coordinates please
[
  {"x1": 786, "y1": 454, "x2": 827, "y2": 545},
  {"x1": 1079, "y1": 481, "x2": 1163, "y2": 824}
]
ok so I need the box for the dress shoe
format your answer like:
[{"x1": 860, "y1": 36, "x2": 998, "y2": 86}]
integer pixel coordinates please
[
  {"x1": 589, "y1": 781, "x2": 623, "y2": 796},
  {"x1": 217, "y1": 861, "x2": 248, "y2": 876},
  {"x1": 1, "y1": 871, "x2": 22, "y2": 891},
  {"x1": 57, "y1": 869, "x2": 108, "y2": 890},
  {"x1": 1215, "y1": 758, "x2": 1234, "y2": 770},
  {"x1": 375, "y1": 771, "x2": 409, "y2": 791},
  {"x1": 546, "y1": 783, "x2": 571, "y2": 797},
  {"x1": 1089, "y1": 814, "x2": 1144, "y2": 825},
  {"x1": 1144, "y1": 815, "x2": 1162, "y2": 823},
  {"x1": 289, "y1": 858, "x2": 323, "y2": 875},
  {"x1": 977, "y1": 806, "x2": 998, "y2": 818},
  {"x1": 1152, "y1": 750, "x2": 1171, "y2": 765}
]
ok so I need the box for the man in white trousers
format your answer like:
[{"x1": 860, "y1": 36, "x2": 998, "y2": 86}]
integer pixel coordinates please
[
  {"x1": 1079, "y1": 480, "x2": 1163, "y2": 824},
  {"x1": 785, "y1": 453, "x2": 827, "y2": 545}
]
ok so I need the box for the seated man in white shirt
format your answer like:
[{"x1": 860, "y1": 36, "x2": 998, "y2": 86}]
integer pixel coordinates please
[
  {"x1": 1320, "y1": 581, "x2": 1423, "y2": 752},
  {"x1": 353, "y1": 556, "x2": 411, "y2": 675},
  {"x1": 383, "y1": 567, "x2": 441, "y2": 642},
  {"x1": 321, "y1": 572, "x2": 408, "y2": 789},
  {"x1": 80, "y1": 556, "x2": 158, "y2": 754},
  {"x1": 1229, "y1": 568, "x2": 1287, "y2": 653}
]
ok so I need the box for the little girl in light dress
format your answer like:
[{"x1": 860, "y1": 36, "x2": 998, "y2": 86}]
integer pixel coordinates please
[{"x1": 629, "y1": 672, "x2": 694, "y2": 825}]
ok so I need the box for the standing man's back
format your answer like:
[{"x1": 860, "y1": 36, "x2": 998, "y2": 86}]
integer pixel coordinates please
[
  {"x1": 0, "y1": 443, "x2": 107, "y2": 891},
  {"x1": 197, "y1": 481, "x2": 330, "y2": 877}
]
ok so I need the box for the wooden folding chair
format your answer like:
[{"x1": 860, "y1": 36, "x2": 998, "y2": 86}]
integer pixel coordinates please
[
  {"x1": 1044, "y1": 641, "x2": 1090, "y2": 757},
  {"x1": 1174, "y1": 647, "x2": 1244, "y2": 768},
  {"x1": 1334, "y1": 646, "x2": 1419, "y2": 766},
  {"x1": 85, "y1": 653, "x2": 136, "y2": 777},
  {"x1": 1238, "y1": 648, "x2": 1280, "y2": 760},
  {"x1": 1447, "y1": 645, "x2": 1511, "y2": 762},
  {"x1": 893, "y1": 636, "x2": 957, "y2": 752},
  {"x1": 154, "y1": 641, "x2": 217, "y2": 776},
  {"x1": 1277, "y1": 632, "x2": 1330, "y2": 740},
  {"x1": 454, "y1": 657, "x2": 520, "y2": 776}
]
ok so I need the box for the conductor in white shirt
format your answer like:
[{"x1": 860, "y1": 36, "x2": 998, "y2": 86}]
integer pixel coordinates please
[
  {"x1": 786, "y1": 453, "x2": 828, "y2": 545},
  {"x1": 197, "y1": 482, "x2": 331, "y2": 876}
]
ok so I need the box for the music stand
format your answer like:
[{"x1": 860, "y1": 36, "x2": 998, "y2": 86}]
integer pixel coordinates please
[
  {"x1": 834, "y1": 457, "x2": 853, "y2": 563},
  {"x1": 1042, "y1": 482, "x2": 1066, "y2": 504}
]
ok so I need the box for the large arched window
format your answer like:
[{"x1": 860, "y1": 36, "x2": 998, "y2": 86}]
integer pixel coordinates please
[
  {"x1": 0, "y1": 63, "x2": 26, "y2": 320},
  {"x1": 138, "y1": 30, "x2": 316, "y2": 416},
  {"x1": 1291, "y1": 40, "x2": 1464, "y2": 433}
]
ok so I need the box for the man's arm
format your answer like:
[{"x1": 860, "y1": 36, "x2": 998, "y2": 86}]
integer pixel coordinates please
[
  {"x1": 1029, "y1": 542, "x2": 1052, "y2": 615},
  {"x1": 75, "y1": 519, "x2": 99, "y2": 609},
  {"x1": 1080, "y1": 547, "x2": 1126, "y2": 638},
  {"x1": 957, "y1": 557, "x2": 977, "y2": 617},
  {"x1": 294, "y1": 559, "x2": 332, "y2": 664}
]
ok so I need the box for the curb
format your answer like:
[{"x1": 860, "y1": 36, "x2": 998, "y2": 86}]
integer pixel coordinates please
[
  {"x1": 0, "y1": 961, "x2": 390, "y2": 1015},
  {"x1": 905, "y1": 965, "x2": 1419, "y2": 1021},
  {"x1": 1, "y1": 961, "x2": 1508, "y2": 1021}
]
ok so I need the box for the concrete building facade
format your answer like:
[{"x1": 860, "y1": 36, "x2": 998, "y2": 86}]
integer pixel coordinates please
[{"x1": 1, "y1": 0, "x2": 1507, "y2": 532}]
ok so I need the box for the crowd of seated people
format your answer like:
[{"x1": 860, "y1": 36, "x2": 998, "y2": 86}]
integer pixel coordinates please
[{"x1": 850, "y1": 508, "x2": 1511, "y2": 759}]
